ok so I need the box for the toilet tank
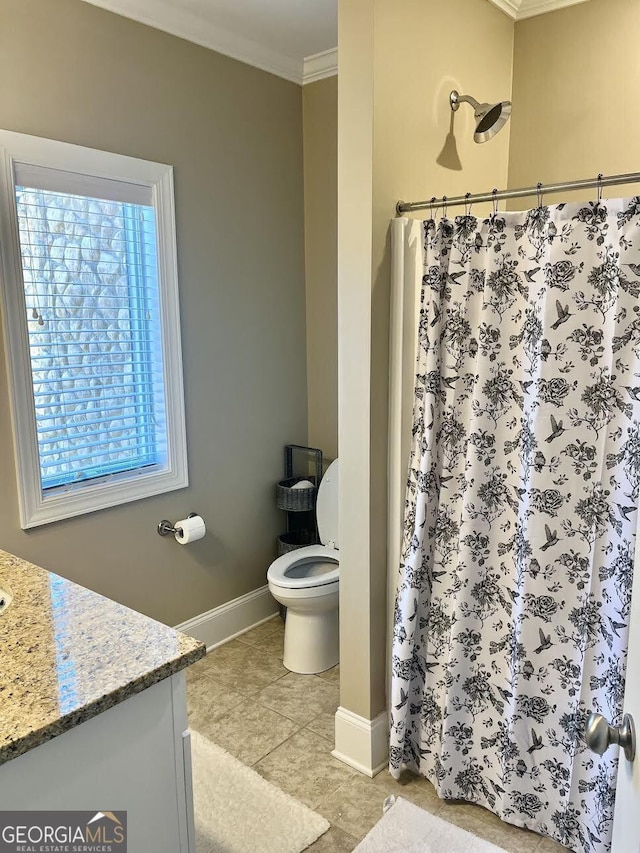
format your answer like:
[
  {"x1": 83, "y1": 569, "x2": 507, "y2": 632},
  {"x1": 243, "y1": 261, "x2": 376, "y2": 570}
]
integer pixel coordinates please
[{"x1": 316, "y1": 459, "x2": 339, "y2": 548}]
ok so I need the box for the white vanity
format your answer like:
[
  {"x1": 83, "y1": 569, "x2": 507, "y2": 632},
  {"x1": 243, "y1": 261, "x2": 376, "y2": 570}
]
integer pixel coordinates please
[{"x1": 0, "y1": 549, "x2": 205, "y2": 852}]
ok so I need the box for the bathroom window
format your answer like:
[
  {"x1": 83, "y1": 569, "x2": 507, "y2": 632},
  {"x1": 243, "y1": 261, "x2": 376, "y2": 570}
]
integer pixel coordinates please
[{"x1": 0, "y1": 131, "x2": 188, "y2": 528}]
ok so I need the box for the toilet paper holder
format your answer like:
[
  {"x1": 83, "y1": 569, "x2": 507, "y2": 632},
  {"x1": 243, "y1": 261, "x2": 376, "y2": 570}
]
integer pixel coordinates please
[{"x1": 157, "y1": 513, "x2": 198, "y2": 537}]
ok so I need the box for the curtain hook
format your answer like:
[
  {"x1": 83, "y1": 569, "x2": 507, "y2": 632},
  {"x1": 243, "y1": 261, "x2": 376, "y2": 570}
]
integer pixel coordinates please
[
  {"x1": 536, "y1": 181, "x2": 544, "y2": 208},
  {"x1": 429, "y1": 196, "x2": 436, "y2": 219},
  {"x1": 492, "y1": 188, "x2": 498, "y2": 216},
  {"x1": 597, "y1": 173, "x2": 604, "y2": 203},
  {"x1": 464, "y1": 192, "x2": 472, "y2": 217},
  {"x1": 442, "y1": 196, "x2": 448, "y2": 218}
]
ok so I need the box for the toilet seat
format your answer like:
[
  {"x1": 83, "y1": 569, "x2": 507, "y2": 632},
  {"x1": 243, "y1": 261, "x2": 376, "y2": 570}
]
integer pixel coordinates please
[{"x1": 267, "y1": 545, "x2": 339, "y2": 590}]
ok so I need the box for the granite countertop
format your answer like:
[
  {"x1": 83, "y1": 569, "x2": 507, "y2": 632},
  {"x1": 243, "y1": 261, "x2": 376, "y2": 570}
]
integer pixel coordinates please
[{"x1": 0, "y1": 549, "x2": 205, "y2": 767}]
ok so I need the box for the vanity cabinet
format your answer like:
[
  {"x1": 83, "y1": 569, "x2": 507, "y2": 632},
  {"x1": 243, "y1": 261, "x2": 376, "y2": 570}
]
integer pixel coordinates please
[
  {"x1": 0, "y1": 672, "x2": 195, "y2": 853},
  {"x1": 0, "y1": 548, "x2": 204, "y2": 853}
]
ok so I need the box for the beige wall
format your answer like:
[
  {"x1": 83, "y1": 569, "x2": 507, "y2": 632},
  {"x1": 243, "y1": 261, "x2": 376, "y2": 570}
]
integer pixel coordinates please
[
  {"x1": 303, "y1": 77, "x2": 338, "y2": 463},
  {"x1": 0, "y1": 0, "x2": 307, "y2": 626},
  {"x1": 508, "y1": 0, "x2": 640, "y2": 203},
  {"x1": 338, "y1": 0, "x2": 377, "y2": 719},
  {"x1": 338, "y1": 0, "x2": 514, "y2": 718}
]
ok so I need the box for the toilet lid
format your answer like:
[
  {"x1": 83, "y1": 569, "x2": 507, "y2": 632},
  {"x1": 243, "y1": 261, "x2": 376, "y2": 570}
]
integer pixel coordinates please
[
  {"x1": 317, "y1": 459, "x2": 339, "y2": 547},
  {"x1": 267, "y1": 545, "x2": 339, "y2": 589}
]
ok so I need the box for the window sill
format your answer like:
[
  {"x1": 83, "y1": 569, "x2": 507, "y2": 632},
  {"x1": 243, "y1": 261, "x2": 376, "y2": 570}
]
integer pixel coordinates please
[{"x1": 19, "y1": 466, "x2": 189, "y2": 529}]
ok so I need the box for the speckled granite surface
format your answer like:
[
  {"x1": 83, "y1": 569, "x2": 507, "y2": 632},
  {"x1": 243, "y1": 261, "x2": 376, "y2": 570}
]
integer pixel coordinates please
[{"x1": 0, "y1": 549, "x2": 205, "y2": 766}]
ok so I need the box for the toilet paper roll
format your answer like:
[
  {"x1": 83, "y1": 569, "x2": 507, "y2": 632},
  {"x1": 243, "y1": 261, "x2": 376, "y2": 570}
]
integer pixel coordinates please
[
  {"x1": 175, "y1": 515, "x2": 206, "y2": 544},
  {"x1": 291, "y1": 479, "x2": 315, "y2": 490}
]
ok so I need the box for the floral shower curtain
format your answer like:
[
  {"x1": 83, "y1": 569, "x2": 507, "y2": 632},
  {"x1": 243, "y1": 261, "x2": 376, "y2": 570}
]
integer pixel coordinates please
[{"x1": 389, "y1": 198, "x2": 640, "y2": 853}]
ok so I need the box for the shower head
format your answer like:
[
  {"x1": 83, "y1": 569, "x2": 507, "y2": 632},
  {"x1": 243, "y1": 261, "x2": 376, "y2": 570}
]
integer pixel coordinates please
[{"x1": 449, "y1": 90, "x2": 512, "y2": 143}]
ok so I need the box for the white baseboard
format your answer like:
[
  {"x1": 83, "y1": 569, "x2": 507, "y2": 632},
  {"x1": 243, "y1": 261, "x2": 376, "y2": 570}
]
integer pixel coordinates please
[
  {"x1": 175, "y1": 585, "x2": 278, "y2": 651},
  {"x1": 332, "y1": 706, "x2": 389, "y2": 777}
]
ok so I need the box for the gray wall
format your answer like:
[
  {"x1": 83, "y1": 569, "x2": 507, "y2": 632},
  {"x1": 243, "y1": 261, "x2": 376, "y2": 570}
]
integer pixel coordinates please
[
  {"x1": 303, "y1": 77, "x2": 338, "y2": 463},
  {"x1": 0, "y1": 0, "x2": 307, "y2": 625}
]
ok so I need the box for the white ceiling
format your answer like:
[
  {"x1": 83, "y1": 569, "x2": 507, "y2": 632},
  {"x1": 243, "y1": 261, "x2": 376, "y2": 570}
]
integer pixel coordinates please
[{"x1": 81, "y1": 0, "x2": 589, "y2": 85}]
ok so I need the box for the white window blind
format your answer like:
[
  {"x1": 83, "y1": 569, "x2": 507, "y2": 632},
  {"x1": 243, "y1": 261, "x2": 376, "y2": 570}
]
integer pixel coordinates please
[
  {"x1": 15, "y1": 174, "x2": 167, "y2": 491},
  {"x1": 0, "y1": 130, "x2": 188, "y2": 528},
  {"x1": 13, "y1": 162, "x2": 152, "y2": 206}
]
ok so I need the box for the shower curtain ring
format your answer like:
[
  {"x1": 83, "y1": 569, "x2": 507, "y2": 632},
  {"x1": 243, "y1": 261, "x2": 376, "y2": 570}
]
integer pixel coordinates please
[
  {"x1": 597, "y1": 173, "x2": 604, "y2": 203},
  {"x1": 429, "y1": 196, "x2": 437, "y2": 219},
  {"x1": 536, "y1": 182, "x2": 544, "y2": 208},
  {"x1": 492, "y1": 188, "x2": 498, "y2": 216},
  {"x1": 442, "y1": 196, "x2": 448, "y2": 218},
  {"x1": 464, "y1": 192, "x2": 472, "y2": 217}
]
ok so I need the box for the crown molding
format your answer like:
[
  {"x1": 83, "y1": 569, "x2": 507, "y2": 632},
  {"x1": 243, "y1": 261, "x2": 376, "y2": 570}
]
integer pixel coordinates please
[
  {"x1": 488, "y1": 0, "x2": 520, "y2": 18},
  {"x1": 488, "y1": 0, "x2": 590, "y2": 19},
  {"x1": 303, "y1": 48, "x2": 338, "y2": 85},
  {"x1": 517, "y1": 0, "x2": 590, "y2": 19},
  {"x1": 80, "y1": 0, "x2": 304, "y2": 84}
]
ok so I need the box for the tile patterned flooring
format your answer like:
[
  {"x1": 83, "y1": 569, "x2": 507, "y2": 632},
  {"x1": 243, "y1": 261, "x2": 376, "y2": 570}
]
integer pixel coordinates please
[{"x1": 186, "y1": 616, "x2": 567, "y2": 853}]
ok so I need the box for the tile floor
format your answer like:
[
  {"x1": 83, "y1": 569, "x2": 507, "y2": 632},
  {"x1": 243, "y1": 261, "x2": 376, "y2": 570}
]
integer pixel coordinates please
[{"x1": 186, "y1": 616, "x2": 567, "y2": 853}]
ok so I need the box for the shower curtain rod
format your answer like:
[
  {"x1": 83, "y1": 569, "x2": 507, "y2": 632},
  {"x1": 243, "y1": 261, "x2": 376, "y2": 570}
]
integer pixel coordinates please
[{"x1": 395, "y1": 170, "x2": 640, "y2": 215}]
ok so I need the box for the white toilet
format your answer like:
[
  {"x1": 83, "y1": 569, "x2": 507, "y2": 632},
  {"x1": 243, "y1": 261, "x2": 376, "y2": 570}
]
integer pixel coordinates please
[{"x1": 267, "y1": 459, "x2": 339, "y2": 674}]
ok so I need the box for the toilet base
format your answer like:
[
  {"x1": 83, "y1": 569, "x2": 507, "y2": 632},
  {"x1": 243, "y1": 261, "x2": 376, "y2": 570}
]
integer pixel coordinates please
[{"x1": 283, "y1": 606, "x2": 339, "y2": 674}]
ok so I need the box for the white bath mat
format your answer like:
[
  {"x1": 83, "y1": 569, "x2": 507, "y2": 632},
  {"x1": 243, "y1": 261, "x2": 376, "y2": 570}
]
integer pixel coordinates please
[
  {"x1": 353, "y1": 796, "x2": 509, "y2": 853},
  {"x1": 190, "y1": 729, "x2": 330, "y2": 853}
]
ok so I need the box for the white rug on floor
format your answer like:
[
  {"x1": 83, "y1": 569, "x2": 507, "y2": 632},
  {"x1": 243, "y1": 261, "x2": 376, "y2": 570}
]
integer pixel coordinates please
[
  {"x1": 354, "y1": 797, "x2": 508, "y2": 853},
  {"x1": 191, "y1": 729, "x2": 330, "y2": 853}
]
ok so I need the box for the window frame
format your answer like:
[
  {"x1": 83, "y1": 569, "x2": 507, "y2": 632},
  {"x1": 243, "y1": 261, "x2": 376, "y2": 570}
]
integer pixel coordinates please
[{"x1": 0, "y1": 130, "x2": 188, "y2": 529}]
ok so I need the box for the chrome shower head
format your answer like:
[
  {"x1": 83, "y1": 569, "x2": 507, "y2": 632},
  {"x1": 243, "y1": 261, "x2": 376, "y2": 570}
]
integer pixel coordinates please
[{"x1": 450, "y1": 90, "x2": 512, "y2": 143}]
